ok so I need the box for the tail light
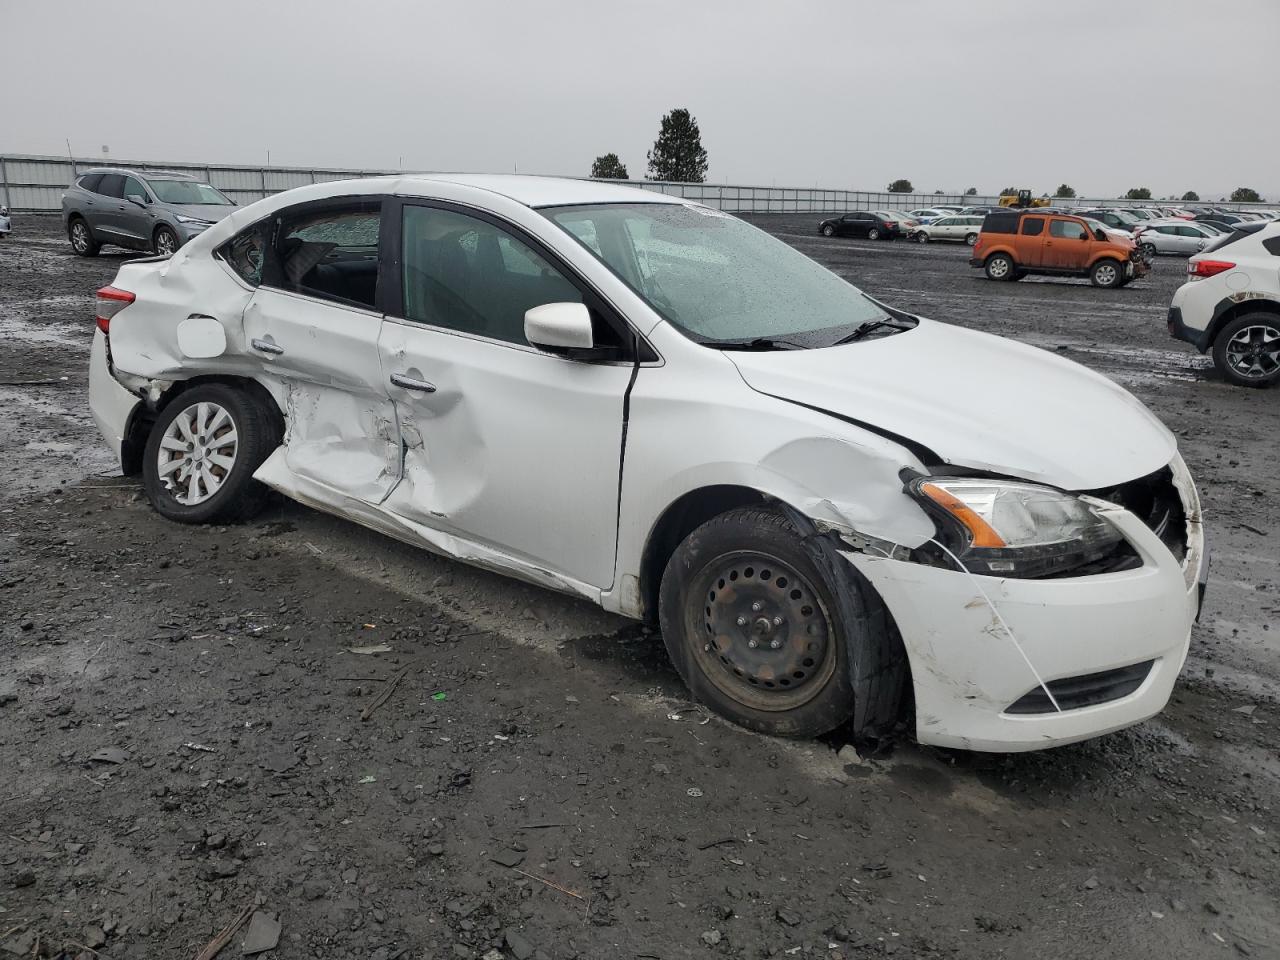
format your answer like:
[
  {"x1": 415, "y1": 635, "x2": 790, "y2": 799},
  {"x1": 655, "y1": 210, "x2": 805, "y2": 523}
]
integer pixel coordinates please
[
  {"x1": 1188, "y1": 259, "x2": 1234, "y2": 280},
  {"x1": 95, "y1": 286, "x2": 135, "y2": 333},
  {"x1": 884, "y1": 221, "x2": 896, "y2": 228}
]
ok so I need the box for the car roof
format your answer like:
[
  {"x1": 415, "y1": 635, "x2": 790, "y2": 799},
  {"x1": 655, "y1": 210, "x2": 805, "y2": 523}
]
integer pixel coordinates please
[
  {"x1": 80, "y1": 167, "x2": 199, "y2": 180},
  {"x1": 389, "y1": 173, "x2": 685, "y2": 208}
]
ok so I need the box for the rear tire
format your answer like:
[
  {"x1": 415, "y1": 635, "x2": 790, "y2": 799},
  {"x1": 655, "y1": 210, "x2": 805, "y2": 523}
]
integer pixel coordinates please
[
  {"x1": 964, "y1": 233, "x2": 978, "y2": 246},
  {"x1": 68, "y1": 218, "x2": 100, "y2": 257},
  {"x1": 658, "y1": 506, "x2": 875, "y2": 738},
  {"x1": 984, "y1": 253, "x2": 1015, "y2": 281},
  {"x1": 867, "y1": 227, "x2": 881, "y2": 241},
  {"x1": 142, "y1": 383, "x2": 281, "y2": 524},
  {"x1": 1212, "y1": 313, "x2": 1280, "y2": 388},
  {"x1": 1090, "y1": 258, "x2": 1124, "y2": 288}
]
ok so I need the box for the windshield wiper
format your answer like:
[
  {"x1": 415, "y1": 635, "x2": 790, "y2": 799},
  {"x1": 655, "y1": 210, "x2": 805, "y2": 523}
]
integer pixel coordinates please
[
  {"x1": 706, "y1": 336, "x2": 809, "y2": 351},
  {"x1": 830, "y1": 317, "x2": 914, "y2": 346}
]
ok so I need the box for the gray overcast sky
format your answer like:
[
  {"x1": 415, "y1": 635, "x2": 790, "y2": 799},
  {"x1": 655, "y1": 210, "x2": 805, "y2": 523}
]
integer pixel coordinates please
[{"x1": 4, "y1": 0, "x2": 1274, "y2": 199}]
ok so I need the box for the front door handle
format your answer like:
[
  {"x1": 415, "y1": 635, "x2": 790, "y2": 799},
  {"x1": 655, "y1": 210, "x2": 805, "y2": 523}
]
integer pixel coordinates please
[
  {"x1": 390, "y1": 372, "x2": 436, "y2": 393},
  {"x1": 251, "y1": 338, "x2": 284, "y2": 355}
]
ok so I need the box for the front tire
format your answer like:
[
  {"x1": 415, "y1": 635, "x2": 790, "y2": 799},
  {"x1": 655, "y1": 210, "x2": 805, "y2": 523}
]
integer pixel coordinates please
[
  {"x1": 1213, "y1": 313, "x2": 1280, "y2": 388},
  {"x1": 821, "y1": 224, "x2": 835, "y2": 237},
  {"x1": 658, "y1": 506, "x2": 868, "y2": 738},
  {"x1": 984, "y1": 253, "x2": 1014, "y2": 280},
  {"x1": 915, "y1": 231, "x2": 929, "y2": 243},
  {"x1": 142, "y1": 383, "x2": 280, "y2": 523},
  {"x1": 68, "y1": 218, "x2": 100, "y2": 257},
  {"x1": 1090, "y1": 258, "x2": 1124, "y2": 288},
  {"x1": 1141, "y1": 242, "x2": 1157, "y2": 260},
  {"x1": 154, "y1": 225, "x2": 180, "y2": 257}
]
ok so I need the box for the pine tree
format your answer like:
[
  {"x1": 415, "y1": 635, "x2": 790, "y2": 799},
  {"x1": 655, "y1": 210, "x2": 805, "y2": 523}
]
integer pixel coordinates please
[
  {"x1": 647, "y1": 108, "x2": 708, "y2": 183},
  {"x1": 590, "y1": 153, "x2": 628, "y2": 179}
]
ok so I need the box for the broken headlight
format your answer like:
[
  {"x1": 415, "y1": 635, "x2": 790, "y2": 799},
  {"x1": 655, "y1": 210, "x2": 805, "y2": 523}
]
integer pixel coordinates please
[{"x1": 908, "y1": 478, "x2": 1124, "y2": 579}]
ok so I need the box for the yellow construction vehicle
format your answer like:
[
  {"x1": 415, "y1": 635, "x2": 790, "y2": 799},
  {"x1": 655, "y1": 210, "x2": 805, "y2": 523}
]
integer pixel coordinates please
[{"x1": 998, "y1": 189, "x2": 1052, "y2": 209}]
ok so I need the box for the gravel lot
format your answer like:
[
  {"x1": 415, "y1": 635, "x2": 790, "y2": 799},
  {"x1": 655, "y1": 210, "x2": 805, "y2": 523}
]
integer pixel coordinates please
[{"x1": 1, "y1": 213, "x2": 1278, "y2": 960}]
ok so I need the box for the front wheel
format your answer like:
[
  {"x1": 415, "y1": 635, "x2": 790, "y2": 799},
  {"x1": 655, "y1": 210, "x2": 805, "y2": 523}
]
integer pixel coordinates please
[
  {"x1": 154, "y1": 225, "x2": 180, "y2": 257},
  {"x1": 821, "y1": 224, "x2": 835, "y2": 237},
  {"x1": 1212, "y1": 313, "x2": 1280, "y2": 388},
  {"x1": 658, "y1": 506, "x2": 868, "y2": 738},
  {"x1": 1141, "y1": 242, "x2": 1157, "y2": 260},
  {"x1": 1090, "y1": 258, "x2": 1124, "y2": 288},
  {"x1": 867, "y1": 227, "x2": 881, "y2": 241},
  {"x1": 142, "y1": 383, "x2": 281, "y2": 523},
  {"x1": 915, "y1": 231, "x2": 929, "y2": 243},
  {"x1": 984, "y1": 253, "x2": 1014, "y2": 280}
]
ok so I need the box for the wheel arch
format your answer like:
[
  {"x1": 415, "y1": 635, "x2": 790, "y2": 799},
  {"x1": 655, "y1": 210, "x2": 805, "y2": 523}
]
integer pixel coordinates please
[
  {"x1": 638, "y1": 484, "x2": 770, "y2": 624},
  {"x1": 1206, "y1": 297, "x2": 1280, "y2": 353},
  {"x1": 121, "y1": 374, "x2": 284, "y2": 475}
]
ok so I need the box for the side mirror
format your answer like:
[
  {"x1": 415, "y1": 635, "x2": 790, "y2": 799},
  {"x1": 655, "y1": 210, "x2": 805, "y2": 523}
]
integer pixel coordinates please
[
  {"x1": 127, "y1": 194, "x2": 148, "y2": 207},
  {"x1": 525, "y1": 302, "x2": 595, "y2": 355},
  {"x1": 1080, "y1": 233, "x2": 1089, "y2": 241}
]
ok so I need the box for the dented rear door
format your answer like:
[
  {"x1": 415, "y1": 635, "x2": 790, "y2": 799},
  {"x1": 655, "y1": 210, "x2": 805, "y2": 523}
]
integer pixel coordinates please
[{"x1": 243, "y1": 198, "x2": 401, "y2": 502}]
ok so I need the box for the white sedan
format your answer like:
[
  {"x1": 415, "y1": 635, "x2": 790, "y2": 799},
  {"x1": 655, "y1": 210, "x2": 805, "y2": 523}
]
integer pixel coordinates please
[
  {"x1": 911, "y1": 214, "x2": 985, "y2": 245},
  {"x1": 1135, "y1": 219, "x2": 1222, "y2": 257},
  {"x1": 89, "y1": 174, "x2": 1205, "y2": 751}
]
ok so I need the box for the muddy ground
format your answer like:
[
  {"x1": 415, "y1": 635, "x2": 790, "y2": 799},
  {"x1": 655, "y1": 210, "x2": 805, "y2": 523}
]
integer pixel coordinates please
[{"x1": 1, "y1": 214, "x2": 1277, "y2": 960}]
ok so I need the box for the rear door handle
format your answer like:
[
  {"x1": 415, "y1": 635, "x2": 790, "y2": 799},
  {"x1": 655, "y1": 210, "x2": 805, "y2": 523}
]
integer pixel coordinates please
[
  {"x1": 251, "y1": 338, "x2": 284, "y2": 355},
  {"x1": 390, "y1": 373, "x2": 436, "y2": 393}
]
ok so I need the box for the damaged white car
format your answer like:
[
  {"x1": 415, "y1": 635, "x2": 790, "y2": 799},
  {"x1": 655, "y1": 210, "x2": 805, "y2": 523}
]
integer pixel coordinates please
[{"x1": 89, "y1": 175, "x2": 1206, "y2": 751}]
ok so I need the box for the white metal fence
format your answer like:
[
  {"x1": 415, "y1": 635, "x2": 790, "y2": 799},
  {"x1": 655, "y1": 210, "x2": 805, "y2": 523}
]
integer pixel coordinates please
[{"x1": 0, "y1": 152, "x2": 1270, "y2": 216}]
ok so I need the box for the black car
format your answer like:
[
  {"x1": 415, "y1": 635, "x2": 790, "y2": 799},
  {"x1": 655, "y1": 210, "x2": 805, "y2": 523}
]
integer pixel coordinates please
[{"x1": 818, "y1": 211, "x2": 899, "y2": 240}]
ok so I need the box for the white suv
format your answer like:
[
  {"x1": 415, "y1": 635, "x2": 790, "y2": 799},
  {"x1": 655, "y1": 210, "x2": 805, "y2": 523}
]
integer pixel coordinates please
[{"x1": 1169, "y1": 221, "x2": 1280, "y2": 387}]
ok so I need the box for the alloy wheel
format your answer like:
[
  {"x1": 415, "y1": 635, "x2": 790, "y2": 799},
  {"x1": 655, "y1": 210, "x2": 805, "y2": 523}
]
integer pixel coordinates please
[
  {"x1": 156, "y1": 230, "x2": 177, "y2": 256},
  {"x1": 1095, "y1": 264, "x2": 1118, "y2": 286},
  {"x1": 1225, "y1": 324, "x2": 1280, "y2": 380},
  {"x1": 156, "y1": 401, "x2": 239, "y2": 505},
  {"x1": 71, "y1": 222, "x2": 89, "y2": 253}
]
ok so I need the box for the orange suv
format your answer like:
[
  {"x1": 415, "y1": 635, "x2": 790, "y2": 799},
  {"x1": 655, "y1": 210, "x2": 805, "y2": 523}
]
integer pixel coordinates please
[{"x1": 970, "y1": 210, "x2": 1148, "y2": 288}]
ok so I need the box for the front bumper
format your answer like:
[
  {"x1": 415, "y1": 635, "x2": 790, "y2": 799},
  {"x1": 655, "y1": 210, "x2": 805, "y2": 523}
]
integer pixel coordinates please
[
  {"x1": 175, "y1": 220, "x2": 214, "y2": 242},
  {"x1": 89, "y1": 330, "x2": 142, "y2": 470},
  {"x1": 846, "y1": 466, "x2": 1205, "y2": 752}
]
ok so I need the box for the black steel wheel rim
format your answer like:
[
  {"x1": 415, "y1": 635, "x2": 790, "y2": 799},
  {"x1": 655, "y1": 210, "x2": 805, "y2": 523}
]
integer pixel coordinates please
[{"x1": 690, "y1": 550, "x2": 836, "y2": 712}]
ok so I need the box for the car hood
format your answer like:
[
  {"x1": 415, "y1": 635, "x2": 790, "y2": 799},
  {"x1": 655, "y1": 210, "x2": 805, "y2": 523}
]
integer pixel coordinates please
[
  {"x1": 727, "y1": 317, "x2": 1175, "y2": 490},
  {"x1": 165, "y1": 203, "x2": 237, "y2": 222}
]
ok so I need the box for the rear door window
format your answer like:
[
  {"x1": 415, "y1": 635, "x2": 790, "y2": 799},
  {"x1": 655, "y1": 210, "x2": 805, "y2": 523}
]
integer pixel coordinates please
[
  {"x1": 265, "y1": 200, "x2": 383, "y2": 309},
  {"x1": 77, "y1": 173, "x2": 103, "y2": 193},
  {"x1": 97, "y1": 174, "x2": 125, "y2": 199}
]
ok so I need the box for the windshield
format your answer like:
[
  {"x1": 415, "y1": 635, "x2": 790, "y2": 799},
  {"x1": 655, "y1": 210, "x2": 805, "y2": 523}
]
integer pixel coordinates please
[
  {"x1": 544, "y1": 203, "x2": 891, "y2": 346},
  {"x1": 146, "y1": 178, "x2": 233, "y2": 205}
]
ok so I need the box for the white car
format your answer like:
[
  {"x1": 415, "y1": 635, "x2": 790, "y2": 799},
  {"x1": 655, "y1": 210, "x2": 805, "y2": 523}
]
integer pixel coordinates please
[
  {"x1": 908, "y1": 208, "x2": 951, "y2": 224},
  {"x1": 1135, "y1": 219, "x2": 1220, "y2": 257},
  {"x1": 911, "y1": 214, "x2": 985, "y2": 245},
  {"x1": 89, "y1": 174, "x2": 1205, "y2": 752},
  {"x1": 0, "y1": 205, "x2": 10, "y2": 237},
  {"x1": 1169, "y1": 220, "x2": 1280, "y2": 387}
]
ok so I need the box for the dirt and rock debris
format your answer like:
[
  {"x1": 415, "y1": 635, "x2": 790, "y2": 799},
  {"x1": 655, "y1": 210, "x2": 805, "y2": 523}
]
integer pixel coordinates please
[{"x1": 1, "y1": 214, "x2": 1278, "y2": 959}]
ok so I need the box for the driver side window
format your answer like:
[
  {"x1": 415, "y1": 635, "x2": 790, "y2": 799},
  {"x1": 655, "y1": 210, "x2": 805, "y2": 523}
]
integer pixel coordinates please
[
  {"x1": 1050, "y1": 219, "x2": 1086, "y2": 240},
  {"x1": 400, "y1": 205, "x2": 584, "y2": 346}
]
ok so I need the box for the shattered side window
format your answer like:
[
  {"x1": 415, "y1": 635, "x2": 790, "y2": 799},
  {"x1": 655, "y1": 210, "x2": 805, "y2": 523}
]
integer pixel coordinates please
[
  {"x1": 223, "y1": 221, "x2": 270, "y2": 286},
  {"x1": 270, "y1": 202, "x2": 382, "y2": 309}
]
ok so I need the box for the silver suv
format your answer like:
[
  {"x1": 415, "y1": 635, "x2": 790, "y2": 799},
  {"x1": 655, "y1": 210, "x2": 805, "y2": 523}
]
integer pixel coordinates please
[{"x1": 61, "y1": 168, "x2": 238, "y2": 257}]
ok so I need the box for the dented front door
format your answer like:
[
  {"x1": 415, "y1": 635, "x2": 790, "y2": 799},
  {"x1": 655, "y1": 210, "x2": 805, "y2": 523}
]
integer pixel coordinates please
[{"x1": 374, "y1": 200, "x2": 632, "y2": 590}]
